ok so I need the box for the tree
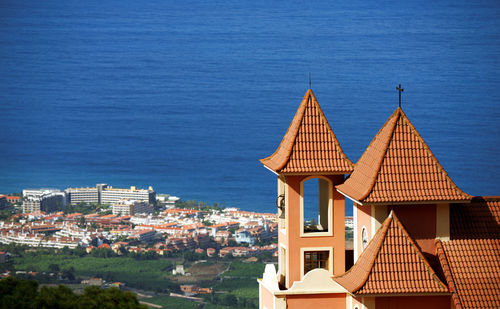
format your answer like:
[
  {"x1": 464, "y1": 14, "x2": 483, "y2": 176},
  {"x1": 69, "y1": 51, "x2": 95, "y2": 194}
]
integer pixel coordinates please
[
  {"x1": 62, "y1": 267, "x2": 75, "y2": 281},
  {"x1": 0, "y1": 278, "x2": 148, "y2": 309},
  {"x1": 34, "y1": 285, "x2": 76, "y2": 309},
  {"x1": 60, "y1": 246, "x2": 71, "y2": 255},
  {"x1": 78, "y1": 216, "x2": 86, "y2": 227},
  {"x1": 0, "y1": 276, "x2": 38, "y2": 309},
  {"x1": 48, "y1": 264, "x2": 60, "y2": 273},
  {"x1": 222, "y1": 294, "x2": 238, "y2": 306},
  {"x1": 90, "y1": 238, "x2": 99, "y2": 247},
  {"x1": 73, "y1": 245, "x2": 86, "y2": 257},
  {"x1": 78, "y1": 286, "x2": 148, "y2": 309}
]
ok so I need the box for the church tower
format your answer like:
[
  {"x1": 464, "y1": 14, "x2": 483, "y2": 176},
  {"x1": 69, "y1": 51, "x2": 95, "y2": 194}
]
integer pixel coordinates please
[
  {"x1": 260, "y1": 89, "x2": 354, "y2": 289},
  {"x1": 336, "y1": 106, "x2": 471, "y2": 263}
]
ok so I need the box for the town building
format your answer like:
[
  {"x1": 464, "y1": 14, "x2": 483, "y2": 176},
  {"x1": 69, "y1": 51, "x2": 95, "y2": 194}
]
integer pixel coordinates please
[
  {"x1": 22, "y1": 189, "x2": 66, "y2": 213},
  {"x1": 0, "y1": 195, "x2": 20, "y2": 207},
  {"x1": 132, "y1": 229, "x2": 156, "y2": 242},
  {"x1": 235, "y1": 229, "x2": 256, "y2": 245},
  {"x1": 344, "y1": 216, "x2": 353, "y2": 229},
  {"x1": 0, "y1": 252, "x2": 11, "y2": 263},
  {"x1": 65, "y1": 184, "x2": 155, "y2": 205},
  {"x1": 172, "y1": 264, "x2": 185, "y2": 275},
  {"x1": 112, "y1": 200, "x2": 152, "y2": 216},
  {"x1": 258, "y1": 89, "x2": 499, "y2": 309}
]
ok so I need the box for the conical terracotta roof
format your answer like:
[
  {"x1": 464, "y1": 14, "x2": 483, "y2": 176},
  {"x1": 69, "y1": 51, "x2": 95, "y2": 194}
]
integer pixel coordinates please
[
  {"x1": 336, "y1": 107, "x2": 471, "y2": 204},
  {"x1": 334, "y1": 211, "x2": 449, "y2": 295},
  {"x1": 260, "y1": 89, "x2": 353, "y2": 174}
]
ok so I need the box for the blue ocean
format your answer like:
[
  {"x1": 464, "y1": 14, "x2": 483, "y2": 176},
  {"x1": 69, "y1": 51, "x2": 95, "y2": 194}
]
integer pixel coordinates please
[{"x1": 1, "y1": 0, "x2": 499, "y2": 214}]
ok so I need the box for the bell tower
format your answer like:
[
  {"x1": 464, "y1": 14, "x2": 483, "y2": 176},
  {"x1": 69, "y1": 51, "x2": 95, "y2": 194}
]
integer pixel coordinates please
[{"x1": 261, "y1": 89, "x2": 353, "y2": 288}]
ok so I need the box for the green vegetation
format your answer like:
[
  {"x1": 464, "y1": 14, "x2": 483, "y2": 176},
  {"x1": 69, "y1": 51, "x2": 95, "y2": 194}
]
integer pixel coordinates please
[
  {"x1": 13, "y1": 254, "x2": 175, "y2": 292},
  {"x1": 146, "y1": 295, "x2": 200, "y2": 309},
  {"x1": 215, "y1": 278, "x2": 259, "y2": 299},
  {"x1": 63, "y1": 202, "x2": 98, "y2": 215},
  {"x1": 223, "y1": 262, "x2": 265, "y2": 278},
  {"x1": 198, "y1": 261, "x2": 264, "y2": 308},
  {"x1": 203, "y1": 304, "x2": 235, "y2": 309},
  {"x1": 175, "y1": 200, "x2": 224, "y2": 211},
  {"x1": 0, "y1": 277, "x2": 147, "y2": 309},
  {"x1": 0, "y1": 209, "x2": 15, "y2": 221},
  {"x1": 6, "y1": 244, "x2": 270, "y2": 308}
]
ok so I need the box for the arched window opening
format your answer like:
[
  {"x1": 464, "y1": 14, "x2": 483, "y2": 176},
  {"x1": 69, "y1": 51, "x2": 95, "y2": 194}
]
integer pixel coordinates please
[
  {"x1": 361, "y1": 226, "x2": 368, "y2": 250},
  {"x1": 302, "y1": 178, "x2": 330, "y2": 233},
  {"x1": 278, "y1": 176, "x2": 286, "y2": 230}
]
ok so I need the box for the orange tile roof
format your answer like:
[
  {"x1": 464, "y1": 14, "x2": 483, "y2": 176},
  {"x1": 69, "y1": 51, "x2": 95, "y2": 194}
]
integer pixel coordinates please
[
  {"x1": 437, "y1": 239, "x2": 500, "y2": 309},
  {"x1": 335, "y1": 211, "x2": 449, "y2": 295},
  {"x1": 337, "y1": 107, "x2": 471, "y2": 204},
  {"x1": 260, "y1": 89, "x2": 353, "y2": 174},
  {"x1": 65, "y1": 213, "x2": 83, "y2": 218},
  {"x1": 450, "y1": 196, "x2": 500, "y2": 239},
  {"x1": 100, "y1": 214, "x2": 117, "y2": 218},
  {"x1": 435, "y1": 197, "x2": 500, "y2": 309}
]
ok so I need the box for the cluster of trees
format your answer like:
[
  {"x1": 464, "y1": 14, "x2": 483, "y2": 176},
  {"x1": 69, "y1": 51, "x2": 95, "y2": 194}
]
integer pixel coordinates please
[
  {"x1": 48, "y1": 264, "x2": 75, "y2": 281},
  {"x1": 0, "y1": 209, "x2": 15, "y2": 221},
  {"x1": 0, "y1": 277, "x2": 148, "y2": 309},
  {"x1": 63, "y1": 202, "x2": 98, "y2": 215},
  {"x1": 206, "y1": 293, "x2": 257, "y2": 308},
  {"x1": 182, "y1": 250, "x2": 207, "y2": 262},
  {"x1": 175, "y1": 199, "x2": 224, "y2": 211}
]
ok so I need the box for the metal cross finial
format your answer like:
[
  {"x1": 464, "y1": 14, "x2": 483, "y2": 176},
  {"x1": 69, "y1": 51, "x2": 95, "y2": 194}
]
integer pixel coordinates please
[
  {"x1": 396, "y1": 84, "x2": 404, "y2": 108},
  {"x1": 309, "y1": 73, "x2": 312, "y2": 89}
]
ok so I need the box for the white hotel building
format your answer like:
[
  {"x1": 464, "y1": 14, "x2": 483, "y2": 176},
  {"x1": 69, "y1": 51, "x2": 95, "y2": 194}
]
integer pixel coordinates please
[
  {"x1": 65, "y1": 184, "x2": 155, "y2": 205},
  {"x1": 22, "y1": 189, "x2": 66, "y2": 213}
]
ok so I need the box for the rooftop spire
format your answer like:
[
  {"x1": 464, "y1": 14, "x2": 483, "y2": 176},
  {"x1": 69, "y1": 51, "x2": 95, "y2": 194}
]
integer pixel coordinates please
[
  {"x1": 336, "y1": 107, "x2": 471, "y2": 204},
  {"x1": 260, "y1": 89, "x2": 353, "y2": 174},
  {"x1": 396, "y1": 84, "x2": 404, "y2": 108}
]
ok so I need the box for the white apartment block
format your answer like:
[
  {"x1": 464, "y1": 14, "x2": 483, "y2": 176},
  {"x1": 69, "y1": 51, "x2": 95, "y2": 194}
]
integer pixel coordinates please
[
  {"x1": 101, "y1": 186, "x2": 154, "y2": 204},
  {"x1": 22, "y1": 189, "x2": 66, "y2": 214},
  {"x1": 65, "y1": 187, "x2": 99, "y2": 205},
  {"x1": 66, "y1": 184, "x2": 155, "y2": 205},
  {"x1": 0, "y1": 231, "x2": 81, "y2": 249}
]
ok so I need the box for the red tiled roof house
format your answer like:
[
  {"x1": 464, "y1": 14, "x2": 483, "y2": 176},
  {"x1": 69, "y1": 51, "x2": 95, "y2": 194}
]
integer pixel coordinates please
[{"x1": 258, "y1": 89, "x2": 499, "y2": 309}]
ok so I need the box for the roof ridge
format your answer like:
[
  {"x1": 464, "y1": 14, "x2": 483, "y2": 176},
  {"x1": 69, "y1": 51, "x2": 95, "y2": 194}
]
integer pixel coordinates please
[
  {"x1": 275, "y1": 92, "x2": 310, "y2": 171},
  {"x1": 308, "y1": 93, "x2": 354, "y2": 169},
  {"x1": 337, "y1": 107, "x2": 471, "y2": 204},
  {"x1": 353, "y1": 213, "x2": 393, "y2": 292},
  {"x1": 435, "y1": 239, "x2": 463, "y2": 309},
  {"x1": 397, "y1": 109, "x2": 471, "y2": 200},
  {"x1": 392, "y1": 214, "x2": 449, "y2": 291},
  {"x1": 259, "y1": 91, "x2": 309, "y2": 170},
  {"x1": 356, "y1": 108, "x2": 401, "y2": 201},
  {"x1": 335, "y1": 211, "x2": 450, "y2": 295},
  {"x1": 334, "y1": 213, "x2": 393, "y2": 292}
]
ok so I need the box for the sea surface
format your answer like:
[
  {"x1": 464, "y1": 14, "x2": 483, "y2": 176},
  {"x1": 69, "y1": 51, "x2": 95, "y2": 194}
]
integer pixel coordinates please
[{"x1": 1, "y1": 0, "x2": 499, "y2": 215}]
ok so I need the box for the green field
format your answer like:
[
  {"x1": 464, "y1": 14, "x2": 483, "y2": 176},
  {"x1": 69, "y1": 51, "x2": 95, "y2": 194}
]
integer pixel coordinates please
[
  {"x1": 222, "y1": 261, "x2": 266, "y2": 278},
  {"x1": 145, "y1": 295, "x2": 201, "y2": 309},
  {"x1": 14, "y1": 254, "x2": 175, "y2": 292},
  {"x1": 216, "y1": 278, "x2": 259, "y2": 299},
  {"x1": 205, "y1": 261, "x2": 266, "y2": 307},
  {"x1": 13, "y1": 254, "x2": 267, "y2": 308}
]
